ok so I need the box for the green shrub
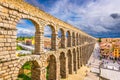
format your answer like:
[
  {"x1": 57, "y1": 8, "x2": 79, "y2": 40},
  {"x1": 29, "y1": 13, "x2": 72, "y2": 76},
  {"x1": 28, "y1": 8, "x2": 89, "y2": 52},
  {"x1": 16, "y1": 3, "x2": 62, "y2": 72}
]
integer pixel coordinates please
[
  {"x1": 22, "y1": 62, "x2": 32, "y2": 70},
  {"x1": 98, "y1": 38, "x2": 102, "y2": 42},
  {"x1": 16, "y1": 45, "x2": 23, "y2": 50},
  {"x1": 46, "y1": 66, "x2": 49, "y2": 80},
  {"x1": 18, "y1": 74, "x2": 31, "y2": 80}
]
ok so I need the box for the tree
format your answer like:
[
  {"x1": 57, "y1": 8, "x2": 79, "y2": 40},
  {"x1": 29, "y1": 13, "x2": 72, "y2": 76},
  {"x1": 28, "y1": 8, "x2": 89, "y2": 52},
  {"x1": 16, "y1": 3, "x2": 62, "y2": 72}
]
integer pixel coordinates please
[{"x1": 98, "y1": 38, "x2": 102, "y2": 42}]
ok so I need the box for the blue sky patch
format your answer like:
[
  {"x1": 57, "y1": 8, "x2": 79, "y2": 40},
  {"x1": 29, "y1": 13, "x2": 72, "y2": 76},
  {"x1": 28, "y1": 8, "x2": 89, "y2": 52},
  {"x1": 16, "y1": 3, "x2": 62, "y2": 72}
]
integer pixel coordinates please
[{"x1": 17, "y1": 0, "x2": 120, "y2": 38}]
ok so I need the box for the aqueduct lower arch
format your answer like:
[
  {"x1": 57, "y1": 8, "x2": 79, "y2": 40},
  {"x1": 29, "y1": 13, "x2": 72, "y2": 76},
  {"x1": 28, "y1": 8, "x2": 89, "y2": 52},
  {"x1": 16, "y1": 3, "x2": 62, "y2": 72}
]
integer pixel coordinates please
[{"x1": 0, "y1": 0, "x2": 96, "y2": 80}]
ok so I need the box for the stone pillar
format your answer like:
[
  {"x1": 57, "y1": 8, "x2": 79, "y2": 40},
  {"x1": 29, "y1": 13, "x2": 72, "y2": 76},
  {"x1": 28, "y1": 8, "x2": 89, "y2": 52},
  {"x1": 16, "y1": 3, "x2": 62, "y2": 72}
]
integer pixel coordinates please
[
  {"x1": 79, "y1": 48, "x2": 81, "y2": 68},
  {"x1": 80, "y1": 47, "x2": 82, "y2": 66},
  {"x1": 77, "y1": 49, "x2": 80, "y2": 69},
  {"x1": 88, "y1": 45, "x2": 91, "y2": 59},
  {"x1": 77, "y1": 37, "x2": 79, "y2": 45},
  {"x1": 67, "y1": 35, "x2": 71, "y2": 47},
  {"x1": 86, "y1": 45, "x2": 88, "y2": 64},
  {"x1": 83, "y1": 37, "x2": 85, "y2": 44},
  {"x1": 81, "y1": 47, "x2": 83, "y2": 66},
  {"x1": 59, "y1": 54, "x2": 68, "y2": 79},
  {"x1": 74, "y1": 36, "x2": 76, "y2": 46},
  {"x1": 79, "y1": 47, "x2": 82, "y2": 67},
  {"x1": 72, "y1": 36, "x2": 74, "y2": 46},
  {"x1": 72, "y1": 33, "x2": 76, "y2": 46},
  {"x1": 81, "y1": 35, "x2": 83, "y2": 45},
  {"x1": 67, "y1": 51, "x2": 74, "y2": 74},
  {"x1": 83, "y1": 46, "x2": 86, "y2": 65},
  {"x1": 31, "y1": 67, "x2": 46, "y2": 80},
  {"x1": 84, "y1": 36, "x2": 86, "y2": 43},
  {"x1": 79, "y1": 48, "x2": 80, "y2": 67},
  {"x1": 69, "y1": 36, "x2": 72, "y2": 47},
  {"x1": 52, "y1": 33, "x2": 58, "y2": 50},
  {"x1": 76, "y1": 36, "x2": 78, "y2": 46},
  {"x1": 35, "y1": 31, "x2": 44, "y2": 54},
  {"x1": 80, "y1": 35, "x2": 82, "y2": 45},
  {"x1": 75, "y1": 52, "x2": 78, "y2": 73},
  {"x1": 82, "y1": 46, "x2": 85, "y2": 66},
  {"x1": 31, "y1": 68, "x2": 41, "y2": 80},
  {"x1": 78, "y1": 35, "x2": 79, "y2": 45},
  {"x1": 79, "y1": 35, "x2": 81, "y2": 45},
  {"x1": 71, "y1": 54, "x2": 74, "y2": 74},
  {"x1": 61, "y1": 34, "x2": 66, "y2": 48},
  {"x1": 82, "y1": 47, "x2": 84, "y2": 66},
  {"x1": 65, "y1": 57, "x2": 68, "y2": 78},
  {"x1": 73, "y1": 50, "x2": 78, "y2": 73},
  {"x1": 56, "y1": 60, "x2": 60, "y2": 80},
  {"x1": 84, "y1": 46, "x2": 87, "y2": 65},
  {"x1": 78, "y1": 35, "x2": 80, "y2": 45}
]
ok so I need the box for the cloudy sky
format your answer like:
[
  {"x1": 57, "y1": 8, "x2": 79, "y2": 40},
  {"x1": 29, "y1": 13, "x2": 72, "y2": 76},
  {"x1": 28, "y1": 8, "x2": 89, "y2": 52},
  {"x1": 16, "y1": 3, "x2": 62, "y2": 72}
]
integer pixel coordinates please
[{"x1": 17, "y1": 0, "x2": 120, "y2": 38}]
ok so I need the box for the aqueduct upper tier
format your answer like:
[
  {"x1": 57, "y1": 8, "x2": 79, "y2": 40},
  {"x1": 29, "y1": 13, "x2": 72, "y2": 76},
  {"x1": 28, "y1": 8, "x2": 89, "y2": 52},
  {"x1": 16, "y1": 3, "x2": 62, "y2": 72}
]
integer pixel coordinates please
[{"x1": 0, "y1": 0, "x2": 96, "y2": 80}]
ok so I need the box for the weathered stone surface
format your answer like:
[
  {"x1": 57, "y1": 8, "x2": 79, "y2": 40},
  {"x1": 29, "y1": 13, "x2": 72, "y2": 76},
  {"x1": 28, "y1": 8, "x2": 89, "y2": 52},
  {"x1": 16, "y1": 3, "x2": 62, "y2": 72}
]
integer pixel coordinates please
[{"x1": 0, "y1": 0, "x2": 96, "y2": 80}]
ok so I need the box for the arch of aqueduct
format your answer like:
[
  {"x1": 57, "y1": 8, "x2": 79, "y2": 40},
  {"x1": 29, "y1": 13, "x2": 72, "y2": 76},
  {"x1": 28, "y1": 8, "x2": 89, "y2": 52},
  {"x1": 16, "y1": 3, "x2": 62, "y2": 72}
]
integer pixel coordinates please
[{"x1": 0, "y1": 0, "x2": 96, "y2": 80}]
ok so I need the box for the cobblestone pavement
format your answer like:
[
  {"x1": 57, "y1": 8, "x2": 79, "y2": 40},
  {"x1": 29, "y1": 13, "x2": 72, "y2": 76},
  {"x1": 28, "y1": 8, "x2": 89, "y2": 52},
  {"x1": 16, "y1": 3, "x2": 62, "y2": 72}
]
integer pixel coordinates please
[
  {"x1": 61, "y1": 66, "x2": 89, "y2": 80},
  {"x1": 84, "y1": 71, "x2": 99, "y2": 80}
]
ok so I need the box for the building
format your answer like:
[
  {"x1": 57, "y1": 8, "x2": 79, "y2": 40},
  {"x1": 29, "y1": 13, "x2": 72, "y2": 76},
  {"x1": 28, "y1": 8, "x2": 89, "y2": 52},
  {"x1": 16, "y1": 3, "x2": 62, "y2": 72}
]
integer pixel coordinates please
[
  {"x1": 100, "y1": 47, "x2": 110, "y2": 58},
  {"x1": 100, "y1": 42, "x2": 113, "y2": 59},
  {"x1": 25, "y1": 39, "x2": 34, "y2": 45},
  {"x1": 100, "y1": 38, "x2": 120, "y2": 60},
  {"x1": 113, "y1": 43, "x2": 120, "y2": 59},
  {"x1": 113, "y1": 48, "x2": 119, "y2": 59}
]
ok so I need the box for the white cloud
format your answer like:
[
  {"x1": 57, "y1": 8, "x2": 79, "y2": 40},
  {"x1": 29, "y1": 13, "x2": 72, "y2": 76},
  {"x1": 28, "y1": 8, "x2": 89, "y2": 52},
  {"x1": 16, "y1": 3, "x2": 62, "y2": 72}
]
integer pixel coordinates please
[
  {"x1": 44, "y1": 26, "x2": 52, "y2": 37},
  {"x1": 17, "y1": 19, "x2": 36, "y2": 36},
  {"x1": 17, "y1": 27, "x2": 35, "y2": 36},
  {"x1": 49, "y1": 0, "x2": 120, "y2": 34}
]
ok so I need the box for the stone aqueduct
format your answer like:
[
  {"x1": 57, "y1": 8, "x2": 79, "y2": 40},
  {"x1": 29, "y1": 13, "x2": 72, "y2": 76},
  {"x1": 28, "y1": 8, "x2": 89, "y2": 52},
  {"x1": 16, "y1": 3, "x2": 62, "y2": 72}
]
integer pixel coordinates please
[{"x1": 0, "y1": 0, "x2": 96, "y2": 80}]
